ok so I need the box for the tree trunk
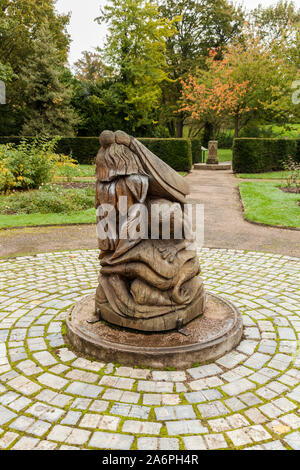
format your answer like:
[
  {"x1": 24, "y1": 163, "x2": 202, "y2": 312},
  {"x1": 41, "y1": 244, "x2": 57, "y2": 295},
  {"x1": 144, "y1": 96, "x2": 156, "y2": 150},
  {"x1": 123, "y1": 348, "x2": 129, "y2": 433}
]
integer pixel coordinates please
[
  {"x1": 167, "y1": 120, "x2": 175, "y2": 137},
  {"x1": 175, "y1": 117, "x2": 184, "y2": 138},
  {"x1": 212, "y1": 123, "x2": 217, "y2": 140},
  {"x1": 203, "y1": 122, "x2": 213, "y2": 147},
  {"x1": 234, "y1": 114, "x2": 240, "y2": 138}
]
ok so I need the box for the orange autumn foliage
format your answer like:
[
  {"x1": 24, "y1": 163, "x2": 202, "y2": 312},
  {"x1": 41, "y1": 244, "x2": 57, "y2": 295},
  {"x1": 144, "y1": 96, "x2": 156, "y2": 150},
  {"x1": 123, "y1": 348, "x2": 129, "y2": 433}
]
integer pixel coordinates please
[{"x1": 179, "y1": 48, "x2": 250, "y2": 129}]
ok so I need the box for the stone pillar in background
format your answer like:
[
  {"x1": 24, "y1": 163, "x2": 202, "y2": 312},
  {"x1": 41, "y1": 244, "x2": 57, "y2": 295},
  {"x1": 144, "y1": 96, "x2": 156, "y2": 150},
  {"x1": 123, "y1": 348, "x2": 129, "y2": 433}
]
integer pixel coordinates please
[
  {"x1": 0, "y1": 81, "x2": 6, "y2": 105},
  {"x1": 206, "y1": 141, "x2": 218, "y2": 165}
]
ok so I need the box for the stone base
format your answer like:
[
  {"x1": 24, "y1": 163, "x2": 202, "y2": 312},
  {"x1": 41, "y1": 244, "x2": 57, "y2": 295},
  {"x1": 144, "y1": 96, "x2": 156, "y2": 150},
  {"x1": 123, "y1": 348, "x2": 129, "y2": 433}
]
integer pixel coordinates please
[
  {"x1": 194, "y1": 163, "x2": 232, "y2": 170},
  {"x1": 66, "y1": 293, "x2": 243, "y2": 369}
]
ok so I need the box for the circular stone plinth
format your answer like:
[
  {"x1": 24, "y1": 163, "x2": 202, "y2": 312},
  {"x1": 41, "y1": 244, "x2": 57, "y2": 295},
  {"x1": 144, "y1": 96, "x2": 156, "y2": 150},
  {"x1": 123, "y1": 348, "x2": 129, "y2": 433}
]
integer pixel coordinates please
[{"x1": 66, "y1": 293, "x2": 243, "y2": 369}]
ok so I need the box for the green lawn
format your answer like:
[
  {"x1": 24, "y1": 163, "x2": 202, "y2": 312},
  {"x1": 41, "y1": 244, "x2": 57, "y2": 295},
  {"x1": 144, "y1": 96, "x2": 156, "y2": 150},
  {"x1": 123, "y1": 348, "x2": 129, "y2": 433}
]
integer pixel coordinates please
[
  {"x1": 55, "y1": 164, "x2": 95, "y2": 180},
  {"x1": 218, "y1": 149, "x2": 232, "y2": 163},
  {"x1": 78, "y1": 164, "x2": 95, "y2": 177},
  {"x1": 237, "y1": 171, "x2": 298, "y2": 180},
  {"x1": 239, "y1": 181, "x2": 300, "y2": 229},
  {"x1": 0, "y1": 209, "x2": 96, "y2": 229},
  {"x1": 0, "y1": 184, "x2": 95, "y2": 228}
]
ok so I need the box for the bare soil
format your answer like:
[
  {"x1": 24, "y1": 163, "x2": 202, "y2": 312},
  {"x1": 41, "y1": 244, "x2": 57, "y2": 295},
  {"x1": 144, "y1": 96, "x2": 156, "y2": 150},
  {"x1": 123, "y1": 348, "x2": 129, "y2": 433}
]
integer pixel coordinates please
[{"x1": 279, "y1": 186, "x2": 300, "y2": 194}]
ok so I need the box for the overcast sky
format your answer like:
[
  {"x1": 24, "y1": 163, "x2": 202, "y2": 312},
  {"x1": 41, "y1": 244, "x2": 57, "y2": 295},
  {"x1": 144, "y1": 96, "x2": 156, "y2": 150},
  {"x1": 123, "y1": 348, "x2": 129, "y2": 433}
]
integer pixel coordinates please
[{"x1": 55, "y1": 0, "x2": 299, "y2": 67}]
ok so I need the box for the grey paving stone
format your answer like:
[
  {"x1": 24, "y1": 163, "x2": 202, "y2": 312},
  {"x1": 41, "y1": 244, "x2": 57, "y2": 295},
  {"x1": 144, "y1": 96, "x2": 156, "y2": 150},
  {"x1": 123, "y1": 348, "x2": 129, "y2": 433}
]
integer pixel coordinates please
[
  {"x1": 243, "y1": 352, "x2": 270, "y2": 370},
  {"x1": 189, "y1": 378, "x2": 224, "y2": 390},
  {"x1": 183, "y1": 436, "x2": 206, "y2": 450},
  {"x1": 0, "y1": 431, "x2": 19, "y2": 449},
  {"x1": 26, "y1": 402, "x2": 65, "y2": 422},
  {"x1": 102, "y1": 388, "x2": 140, "y2": 404},
  {"x1": 80, "y1": 414, "x2": 120, "y2": 431},
  {"x1": 286, "y1": 385, "x2": 300, "y2": 403},
  {"x1": 99, "y1": 375, "x2": 135, "y2": 390},
  {"x1": 166, "y1": 420, "x2": 208, "y2": 435},
  {"x1": 12, "y1": 436, "x2": 40, "y2": 450},
  {"x1": 245, "y1": 425, "x2": 272, "y2": 442},
  {"x1": 35, "y1": 440, "x2": 58, "y2": 450},
  {"x1": 9, "y1": 415, "x2": 35, "y2": 431},
  {"x1": 227, "y1": 428, "x2": 252, "y2": 446},
  {"x1": 89, "y1": 400, "x2": 109, "y2": 413},
  {"x1": 223, "y1": 397, "x2": 246, "y2": 412},
  {"x1": 33, "y1": 351, "x2": 58, "y2": 366},
  {"x1": 122, "y1": 420, "x2": 161, "y2": 435},
  {"x1": 65, "y1": 369, "x2": 99, "y2": 383},
  {"x1": 204, "y1": 434, "x2": 228, "y2": 449},
  {"x1": 65, "y1": 382, "x2": 103, "y2": 398},
  {"x1": 0, "y1": 405, "x2": 17, "y2": 425},
  {"x1": 61, "y1": 411, "x2": 82, "y2": 426},
  {"x1": 89, "y1": 431, "x2": 133, "y2": 450},
  {"x1": 137, "y1": 380, "x2": 174, "y2": 393},
  {"x1": 27, "y1": 419, "x2": 51, "y2": 437},
  {"x1": 47, "y1": 424, "x2": 91, "y2": 445},
  {"x1": 277, "y1": 327, "x2": 296, "y2": 340},
  {"x1": 184, "y1": 391, "x2": 207, "y2": 403},
  {"x1": 272, "y1": 397, "x2": 297, "y2": 413},
  {"x1": 283, "y1": 432, "x2": 300, "y2": 450},
  {"x1": 280, "y1": 413, "x2": 300, "y2": 429},
  {"x1": 259, "y1": 403, "x2": 283, "y2": 419},
  {"x1": 37, "y1": 373, "x2": 68, "y2": 390},
  {"x1": 71, "y1": 398, "x2": 92, "y2": 410},
  {"x1": 221, "y1": 378, "x2": 254, "y2": 396},
  {"x1": 7, "y1": 375, "x2": 41, "y2": 396},
  {"x1": 187, "y1": 364, "x2": 223, "y2": 379},
  {"x1": 239, "y1": 392, "x2": 262, "y2": 406},
  {"x1": 7, "y1": 396, "x2": 32, "y2": 412},
  {"x1": 197, "y1": 401, "x2": 230, "y2": 418},
  {"x1": 245, "y1": 408, "x2": 267, "y2": 424},
  {"x1": 115, "y1": 367, "x2": 151, "y2": 379},
  {"x1": 152, "y1": 371, "x2": 186, "y2": 382},
  {"x1": 0, "y1": 391, "x2": 19, "y2": 406},
  {"x1": 155, "y1": 405, "x2": 196, "y2": 421},
  {"x1": 262, "y1": 440, "x2": 287, "y2": 450},
  {"x1": 216, "y1": 351, "x2": 247, "y2": 369},
  {"x1": 110, "y1": 403, "x2": 150, "y2": 419},
  {"x1": 137, "y1": 437, "x2": 179, "y2": 450}
]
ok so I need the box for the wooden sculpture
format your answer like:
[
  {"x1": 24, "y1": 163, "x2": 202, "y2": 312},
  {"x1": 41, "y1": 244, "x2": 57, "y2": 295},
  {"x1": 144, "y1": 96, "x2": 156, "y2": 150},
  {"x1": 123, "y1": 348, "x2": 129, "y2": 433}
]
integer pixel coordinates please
[{"x1": 94, "y1": 130, "x2": 205, "y2": 331}]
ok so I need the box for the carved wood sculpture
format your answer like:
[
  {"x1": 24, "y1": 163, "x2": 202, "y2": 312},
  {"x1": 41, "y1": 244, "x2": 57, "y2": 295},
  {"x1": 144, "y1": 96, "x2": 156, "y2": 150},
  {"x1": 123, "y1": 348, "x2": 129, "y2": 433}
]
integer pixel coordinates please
[{"x1": 95, "y1": 130, "x2": 206, "y2": 331}]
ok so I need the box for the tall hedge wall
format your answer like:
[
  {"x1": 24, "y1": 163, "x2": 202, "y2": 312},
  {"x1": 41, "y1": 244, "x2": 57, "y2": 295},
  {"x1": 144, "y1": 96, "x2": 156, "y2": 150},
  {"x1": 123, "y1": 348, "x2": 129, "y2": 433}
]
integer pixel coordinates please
[
  {"x1": 232, "y1": 138, "x2": 300, "y2": 173},
  {"x1": 0, "y1": 136, "x2": 193, "y2": 171},
  {"x1": 190, "y1": 139, "x2": 203, "y2": 163}
]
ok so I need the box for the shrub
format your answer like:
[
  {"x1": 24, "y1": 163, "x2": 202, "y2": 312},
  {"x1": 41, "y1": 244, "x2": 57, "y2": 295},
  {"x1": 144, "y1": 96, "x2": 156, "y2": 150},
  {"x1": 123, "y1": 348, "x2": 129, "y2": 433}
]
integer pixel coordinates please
[
  {"x1": 282, "y1": 155, "x2": 300, "y2": 191},
  {"x1": 0, "y1": 185, "x2": 94, "y2": 214},
  {"x1": 0, "y1": 136, "x2": 193, "y2": 171},
  {"x1": 232, "y1": 138, "x2": 300, "y2": 173},
  {"x1": 0, "y1": 138, "x2": 79, "y2": 192}
]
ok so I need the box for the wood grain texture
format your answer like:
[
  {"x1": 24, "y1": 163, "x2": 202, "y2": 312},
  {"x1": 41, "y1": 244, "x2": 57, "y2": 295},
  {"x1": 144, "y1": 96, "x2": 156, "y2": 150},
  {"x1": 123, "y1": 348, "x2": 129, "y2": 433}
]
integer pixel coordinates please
[{"x1": 95, "y1": 130, "x2": 205, "y2": 331}]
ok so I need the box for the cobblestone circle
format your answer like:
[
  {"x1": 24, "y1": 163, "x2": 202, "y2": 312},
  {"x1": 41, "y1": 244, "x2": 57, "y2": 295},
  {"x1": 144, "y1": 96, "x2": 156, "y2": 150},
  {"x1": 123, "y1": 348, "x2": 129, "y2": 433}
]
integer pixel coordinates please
[{"x1": 0, "y1": 248, "x2": 299, "y2": 450}]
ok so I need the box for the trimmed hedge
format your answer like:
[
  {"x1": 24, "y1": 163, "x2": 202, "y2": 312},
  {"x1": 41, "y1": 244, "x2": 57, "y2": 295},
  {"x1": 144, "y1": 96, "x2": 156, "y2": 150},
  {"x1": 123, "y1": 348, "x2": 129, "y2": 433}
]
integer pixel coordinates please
[
  {"x1": 232, "y1": 138, "x2": 300, "y2": 173},
  {"x1": 0, "y1": 136, "x2": 192, "y2": 171},
  {"x1": 190, "y1": 139, "x2": 203, "y2": 163},
  {"x1": 139, "y1": 138, "x2": 192, "y2": 171}
]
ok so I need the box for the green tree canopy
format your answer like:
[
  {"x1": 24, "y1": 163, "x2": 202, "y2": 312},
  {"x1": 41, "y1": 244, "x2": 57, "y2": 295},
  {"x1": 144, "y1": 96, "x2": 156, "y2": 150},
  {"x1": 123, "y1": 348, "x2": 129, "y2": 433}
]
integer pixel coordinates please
[
  {"x1": 96, "y1": 0, "x2": 178, "y2": 130},
  {"x1": 20, "y1": 24, "x2": 79, "y2": 137},
  {"x1": 158, "y1": 0, "x2": 245, "y2": 136}
]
